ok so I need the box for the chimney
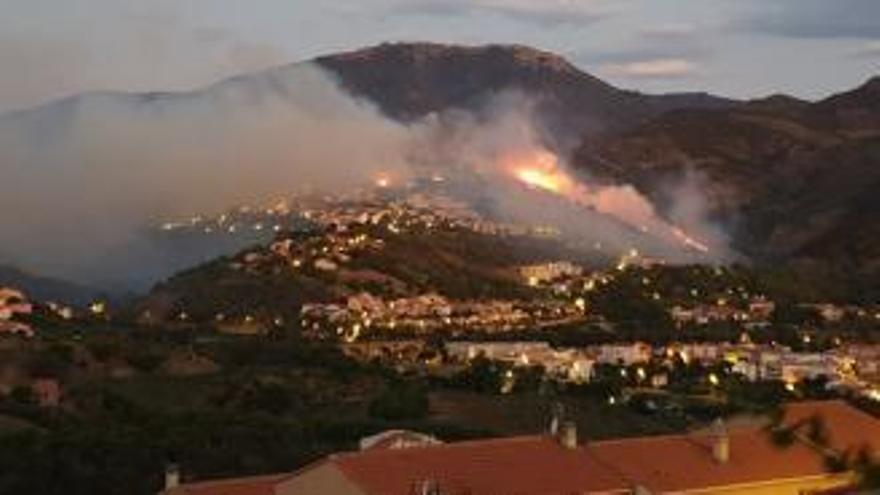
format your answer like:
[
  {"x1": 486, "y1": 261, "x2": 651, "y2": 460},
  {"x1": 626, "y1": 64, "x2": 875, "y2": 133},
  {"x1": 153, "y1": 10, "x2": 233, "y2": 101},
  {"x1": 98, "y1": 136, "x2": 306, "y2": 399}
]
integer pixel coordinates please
[
  {"x1": 558, "y1": 421, "x2": 578, "y2": 450},
  {"x1": 711, "y1": 418, "x2": 730, "y2": 464},
  {"x1": 164, "y1": 464, "x2": 181, "y2": 492}
]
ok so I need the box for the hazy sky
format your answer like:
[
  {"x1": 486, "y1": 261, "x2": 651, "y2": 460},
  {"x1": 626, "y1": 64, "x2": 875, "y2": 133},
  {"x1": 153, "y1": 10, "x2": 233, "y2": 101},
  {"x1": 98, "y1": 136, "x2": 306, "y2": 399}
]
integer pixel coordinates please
[{"x1": 2, "y1": 0, "x2": 879, "y2": 112}]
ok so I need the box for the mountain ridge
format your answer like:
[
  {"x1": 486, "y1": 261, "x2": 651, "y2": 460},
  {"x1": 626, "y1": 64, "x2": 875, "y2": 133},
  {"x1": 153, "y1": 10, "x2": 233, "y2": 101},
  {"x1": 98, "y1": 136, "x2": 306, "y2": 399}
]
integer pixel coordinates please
[{"x1": 315, "y1": 42, "x2": 737, "y2": 138}]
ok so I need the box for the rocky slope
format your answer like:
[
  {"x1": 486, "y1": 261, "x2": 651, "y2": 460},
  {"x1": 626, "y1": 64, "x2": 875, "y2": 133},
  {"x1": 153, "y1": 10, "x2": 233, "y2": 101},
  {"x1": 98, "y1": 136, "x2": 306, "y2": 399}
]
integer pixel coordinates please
[{"x1": 317, "y1": 42, "x2": 734, "y2": 138}]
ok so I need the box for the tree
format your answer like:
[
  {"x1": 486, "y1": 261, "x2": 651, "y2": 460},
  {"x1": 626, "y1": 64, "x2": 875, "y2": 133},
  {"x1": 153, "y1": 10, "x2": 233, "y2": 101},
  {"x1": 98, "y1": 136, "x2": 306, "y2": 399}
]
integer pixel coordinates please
[{"x1": 368, "y1": 382, "x2": 429, "y2": 421}]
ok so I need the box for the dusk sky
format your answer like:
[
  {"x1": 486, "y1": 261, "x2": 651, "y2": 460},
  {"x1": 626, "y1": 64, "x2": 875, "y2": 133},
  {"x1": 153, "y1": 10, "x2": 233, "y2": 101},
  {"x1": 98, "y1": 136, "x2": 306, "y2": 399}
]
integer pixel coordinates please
[{"x1": 2, "y1": 0, "x2": 879, "y2": 112}]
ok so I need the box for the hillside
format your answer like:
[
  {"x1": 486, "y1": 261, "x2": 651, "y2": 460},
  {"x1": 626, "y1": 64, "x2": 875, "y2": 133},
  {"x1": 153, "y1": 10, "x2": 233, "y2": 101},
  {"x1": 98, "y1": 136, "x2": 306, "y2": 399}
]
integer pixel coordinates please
[
  {"x1": 134, "y1": 224, "x2": 591, "y2": 330},
  {"x1": 574, "y1": 76, "x2": 880, "y2": 288}
]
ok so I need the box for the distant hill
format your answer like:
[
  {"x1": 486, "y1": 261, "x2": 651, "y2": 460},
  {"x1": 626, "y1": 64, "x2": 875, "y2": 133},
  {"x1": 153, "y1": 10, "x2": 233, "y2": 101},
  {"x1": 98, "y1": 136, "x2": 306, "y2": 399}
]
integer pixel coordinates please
[{"x1": 0, "y1": 265, "x2": 102, "y2": 305}]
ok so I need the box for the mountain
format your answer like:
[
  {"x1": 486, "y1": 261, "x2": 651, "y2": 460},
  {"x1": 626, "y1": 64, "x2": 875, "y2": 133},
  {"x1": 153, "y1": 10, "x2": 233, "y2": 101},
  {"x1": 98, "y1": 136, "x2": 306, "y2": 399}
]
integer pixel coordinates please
[
  {"x1": 2, "y1": 41, "x2": 877, "y2": 295},
  {"x1": 316, "y1": 42, "x2": 735, "y2": 138},
  {"x1": 574, "y1": 76, "x2": 880, "y2": 292}
]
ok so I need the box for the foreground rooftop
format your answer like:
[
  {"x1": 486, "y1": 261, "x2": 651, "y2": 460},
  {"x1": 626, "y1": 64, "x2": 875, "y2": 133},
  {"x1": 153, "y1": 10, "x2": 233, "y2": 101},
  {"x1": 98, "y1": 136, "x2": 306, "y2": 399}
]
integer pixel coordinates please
[{"x1": 162, "y1": 400, "x2": 880, "y2": 495}]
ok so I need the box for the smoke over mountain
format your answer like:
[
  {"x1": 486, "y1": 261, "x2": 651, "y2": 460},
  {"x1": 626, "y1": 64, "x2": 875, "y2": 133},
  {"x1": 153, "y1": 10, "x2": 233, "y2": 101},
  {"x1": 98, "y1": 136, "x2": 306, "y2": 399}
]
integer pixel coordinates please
[
  {"x1": 0, "y1": 62, "x2": 730, "y2": 293},
  {"x1": 408, "y1": 92, "x2": 731, "y2": 260},
  {"x1": 0, "y1": 64, "x2": 411, "y2": 290}
]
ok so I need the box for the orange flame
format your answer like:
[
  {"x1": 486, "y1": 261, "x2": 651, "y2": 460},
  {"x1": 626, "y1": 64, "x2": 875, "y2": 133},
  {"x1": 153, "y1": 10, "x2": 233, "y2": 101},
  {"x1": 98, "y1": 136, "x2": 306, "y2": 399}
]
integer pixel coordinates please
[
  {"x1": 507, "y1": 149, "x2": 576, "y2": 195},
  {"x1": 504, "y1": 147, "x2": 712, "y2": 255}
]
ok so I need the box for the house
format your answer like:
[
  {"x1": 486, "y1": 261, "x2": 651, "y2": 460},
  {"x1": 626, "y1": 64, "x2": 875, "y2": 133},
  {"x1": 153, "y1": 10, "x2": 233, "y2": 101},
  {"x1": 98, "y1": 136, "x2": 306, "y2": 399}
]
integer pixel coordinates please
[
  {"x1": 518, "y1": 261, "x2": 582, "y2": 285},
  {"x1": 444, "y1": 342, "x2": 595, "y2": 384},
  {"x1": 837, "y1": 344, "x2": 880, "y2": 380},
  {"x1": 159, "y1": 401, "x2": 879, "y2": 495},
  {"x1": 778, "y1": 353, "x2": 838, "y2": 384},
  {"x1": 358, "y1": 430, "x2": 443, "y2": 451},
  {"x1": 445, "y1": 341, "x2": 552, "y2": 362},
  {"x1": 0, "y1": 287, "x2": 32, "y2": 321},
  {"x1": 0, "y1": 287, "x2": 35, "y2": 337},
  {"x1": 595, "y1": 342, "x2": 652, "y2": 366},
  {"x1": 747, "y1": 297, "x2": 776, "y2": 320}
]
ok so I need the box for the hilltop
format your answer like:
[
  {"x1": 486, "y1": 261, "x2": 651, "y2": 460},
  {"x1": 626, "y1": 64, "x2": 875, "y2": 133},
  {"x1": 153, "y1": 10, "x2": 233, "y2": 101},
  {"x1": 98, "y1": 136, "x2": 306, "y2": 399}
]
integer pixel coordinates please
[{"x1": 317, "y1": 42, "x2": 734, "y2": 137}]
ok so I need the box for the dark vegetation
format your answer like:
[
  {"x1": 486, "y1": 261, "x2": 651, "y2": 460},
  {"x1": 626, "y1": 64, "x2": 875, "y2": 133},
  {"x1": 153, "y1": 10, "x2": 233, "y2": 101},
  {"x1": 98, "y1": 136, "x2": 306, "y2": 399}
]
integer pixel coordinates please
[
  {"x1": 2, "y1": 323, "x2": 814, "y2": 494},
  {"x1": 0, "y1": 333, "x2": 485, "y2": 495}
]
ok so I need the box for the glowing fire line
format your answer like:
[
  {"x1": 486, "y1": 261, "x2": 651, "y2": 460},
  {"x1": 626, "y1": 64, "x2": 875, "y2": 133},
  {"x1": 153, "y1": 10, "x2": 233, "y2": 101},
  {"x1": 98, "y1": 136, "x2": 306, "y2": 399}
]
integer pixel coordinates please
[{"x1": 507, "y1": 150, "x2": 711, "y2": 254}]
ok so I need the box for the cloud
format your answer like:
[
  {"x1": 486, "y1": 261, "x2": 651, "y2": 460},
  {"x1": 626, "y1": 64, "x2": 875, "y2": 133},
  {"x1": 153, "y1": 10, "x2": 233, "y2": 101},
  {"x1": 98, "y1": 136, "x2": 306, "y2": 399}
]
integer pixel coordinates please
[
  {"x1": 0, "y1": 5, "x2": 287, "y2": 113},
  {"x1": 640, "y1": 23, "x2": 698, "y2": 41},
  {"x1": 396, "y1": 0, "x2": 615, "y2": 27},
  {"x1": 575, "y1": 23, "x2": 710, "y2": 78},
  {"x1": 600, "y1": 58, "x2": 698, "y2": 79},
  {"x1": 735, "y1": 0, "x2": 880, "y2": 39}
]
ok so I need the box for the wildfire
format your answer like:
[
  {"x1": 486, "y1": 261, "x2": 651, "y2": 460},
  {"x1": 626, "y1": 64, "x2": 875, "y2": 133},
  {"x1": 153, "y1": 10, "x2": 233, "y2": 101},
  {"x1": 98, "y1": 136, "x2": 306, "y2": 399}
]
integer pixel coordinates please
[
  {"x1": 508, "y1": 149, "x2": 576, "y2": 195},
  {"x1": 515, "y1": 168, "x2": 560, "y2": 192},
  {"x1": 671, "y1": 226, "x2": 710, "y2": 254},
  {"x1": 505, "y1": 147, "x2": 712, "y2": 255}
]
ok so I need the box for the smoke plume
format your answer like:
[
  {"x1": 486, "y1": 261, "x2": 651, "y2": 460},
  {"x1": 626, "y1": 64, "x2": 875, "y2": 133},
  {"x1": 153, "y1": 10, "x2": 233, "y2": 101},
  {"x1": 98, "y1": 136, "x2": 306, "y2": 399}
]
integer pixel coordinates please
[
  {"x1": 408, "y1": 92, "x2": 732, "y2": 261},
  {"x1": 0, "y1": 64, "x2": 410, "y2": 290},
  {"x1": 0, "y1": 63, "x2": 731, "y2": 293}
]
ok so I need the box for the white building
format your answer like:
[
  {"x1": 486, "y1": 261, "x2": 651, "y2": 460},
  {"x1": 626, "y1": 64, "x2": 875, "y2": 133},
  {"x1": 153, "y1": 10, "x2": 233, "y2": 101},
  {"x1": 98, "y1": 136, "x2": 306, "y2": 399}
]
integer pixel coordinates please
[
  {"x1": 594, "y1": 342, "x2": 652, "y2": 366},
  {"x1": 519, "y1": 262, "x2": 583, "y2": 285}
]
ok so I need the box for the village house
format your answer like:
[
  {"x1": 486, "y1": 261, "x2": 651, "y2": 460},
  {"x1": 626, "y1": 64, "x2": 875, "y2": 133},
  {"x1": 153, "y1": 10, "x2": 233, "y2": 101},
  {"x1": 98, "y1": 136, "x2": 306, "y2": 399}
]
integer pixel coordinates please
[
  {"x1": 747, "y1": 297, "x2": 776, "y2": 320},
  {"x1": 669, "y1": 304, "x2": 747, "y2": 326},
  {"x1": 445, "y1": 341, "x2": 553, "y2": 362},
  {"x1": 0, "y1": 287, "x2": 34, "y2": 338},
  {"x1": 445, "y1": 342, "x2": 595, "y2": 383},
  {"x1": 593, "y1": 342, "x2": 652, "y2": 366},
  {"x1": 778, "y1": 353, "x2": 840, "y2": 385},
  {"x1": 518, "y1": 261, "x2": 583, "y2": 285},
  {"x1": 836, "y1": 344, "x2": 880, "y2": 380},
  {"x1": 159, "y1": 401, "x2": 880, "y2": 495}
]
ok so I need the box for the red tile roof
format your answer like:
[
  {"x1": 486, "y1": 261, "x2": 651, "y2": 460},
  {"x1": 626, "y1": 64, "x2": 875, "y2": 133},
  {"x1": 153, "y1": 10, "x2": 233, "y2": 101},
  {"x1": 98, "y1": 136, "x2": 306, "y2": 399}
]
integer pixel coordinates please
[
  {"x1": 332, "y1": 435, "x2": 628, "y2": 495},
  {"x1": 783, "y1": 400, "x2": 880, "y2": 455},
  {"x1": 588, "y1": 426, "x2": 828, "y2": 492},
  {"x1": 163, "y1": 400, "x2": 879, "y2": 495}
]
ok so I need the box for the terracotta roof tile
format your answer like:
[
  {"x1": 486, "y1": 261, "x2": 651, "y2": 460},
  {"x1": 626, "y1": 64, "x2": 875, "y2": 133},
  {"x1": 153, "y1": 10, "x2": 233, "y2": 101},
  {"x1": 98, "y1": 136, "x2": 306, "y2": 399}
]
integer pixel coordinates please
[
  {"x1": 783, "y1": 400, "x2": 880, "y2": 455},
  {"x1": 588, "y1": 427, "x2": 827, "y2": 492},
  {"x1": 162, "y1": 401, "x2": 879, "y2": 495},
  {"x1": 333, "y1": 435, "x2": 629, "y2": 495}
]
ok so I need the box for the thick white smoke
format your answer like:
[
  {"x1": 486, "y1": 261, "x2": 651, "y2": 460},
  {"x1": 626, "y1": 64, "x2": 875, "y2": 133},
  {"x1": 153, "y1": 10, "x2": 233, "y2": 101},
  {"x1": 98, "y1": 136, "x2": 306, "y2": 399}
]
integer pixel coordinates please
[
  {"x1": 408, "y1": 91, "x2": 733, "y2": 261},
  {"x1": 0, "y1": 64, "x2": 411, "y2": 289},
  {"x1": 0, "y1": 64, "x2": 731, "y2": 292}
]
